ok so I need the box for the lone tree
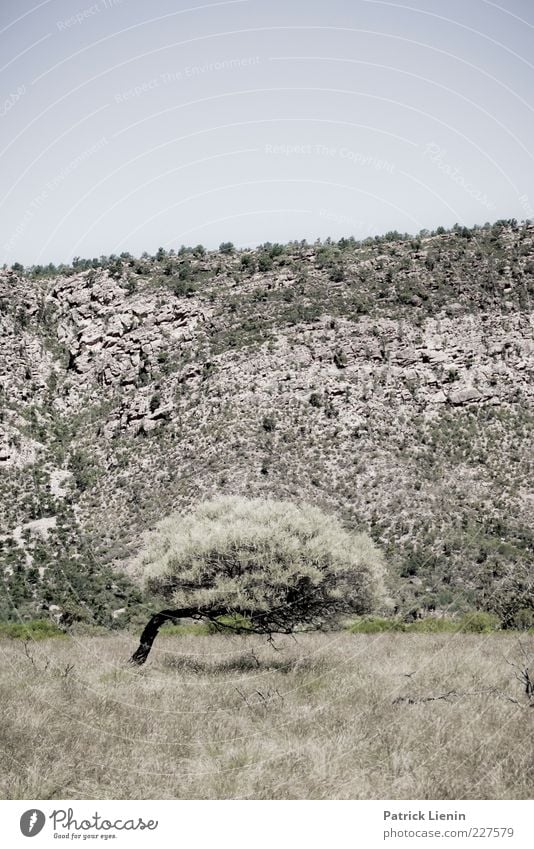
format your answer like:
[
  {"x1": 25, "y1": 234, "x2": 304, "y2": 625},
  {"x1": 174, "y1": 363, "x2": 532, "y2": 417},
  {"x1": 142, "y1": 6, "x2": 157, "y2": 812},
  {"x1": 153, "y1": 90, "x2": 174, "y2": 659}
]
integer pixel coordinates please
[{"x1": 130, "y1": 496, "x2": 386, "y2": 665}]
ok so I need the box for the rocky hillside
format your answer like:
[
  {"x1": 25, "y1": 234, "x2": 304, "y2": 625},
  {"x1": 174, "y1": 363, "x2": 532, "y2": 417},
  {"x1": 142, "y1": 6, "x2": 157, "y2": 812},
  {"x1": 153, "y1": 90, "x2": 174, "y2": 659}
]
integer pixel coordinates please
[{"x1": 1, "y1": 220, "x2": 533, "y2": 628}]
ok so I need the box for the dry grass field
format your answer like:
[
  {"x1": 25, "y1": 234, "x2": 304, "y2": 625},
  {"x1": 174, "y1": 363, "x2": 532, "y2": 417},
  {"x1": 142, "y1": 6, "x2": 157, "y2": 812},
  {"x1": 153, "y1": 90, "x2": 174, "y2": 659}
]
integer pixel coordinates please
[{"x1": 0, "y1": 631, "x2": 533, "y2": 800}]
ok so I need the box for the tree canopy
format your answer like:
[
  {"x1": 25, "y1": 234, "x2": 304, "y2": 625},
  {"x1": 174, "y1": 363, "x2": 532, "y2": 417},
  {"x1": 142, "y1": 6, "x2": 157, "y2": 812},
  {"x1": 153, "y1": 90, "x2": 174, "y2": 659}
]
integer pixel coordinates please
[{"x1": 130, "y1": 496, "x2": 386, "y2": 664}]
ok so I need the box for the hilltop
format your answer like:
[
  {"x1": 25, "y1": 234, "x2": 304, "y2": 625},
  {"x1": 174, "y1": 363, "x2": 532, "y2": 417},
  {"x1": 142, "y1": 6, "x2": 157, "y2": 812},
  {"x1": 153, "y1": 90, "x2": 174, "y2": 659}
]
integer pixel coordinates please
[{"x1": 1, "y1": 220, "x2": 533, "y2": 629}]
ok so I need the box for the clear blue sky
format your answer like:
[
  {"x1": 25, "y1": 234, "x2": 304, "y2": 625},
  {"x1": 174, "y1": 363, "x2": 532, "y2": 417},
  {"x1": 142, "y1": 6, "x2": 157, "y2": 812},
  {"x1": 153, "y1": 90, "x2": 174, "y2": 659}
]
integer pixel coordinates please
[{"x1": 1, "y1": 0, "x2": 533, "y2": 265}]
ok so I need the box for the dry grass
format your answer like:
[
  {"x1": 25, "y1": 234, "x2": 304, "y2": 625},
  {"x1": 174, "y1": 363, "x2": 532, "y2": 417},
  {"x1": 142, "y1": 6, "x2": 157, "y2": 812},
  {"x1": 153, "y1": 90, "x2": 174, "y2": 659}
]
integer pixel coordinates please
[{"x1": 0, "y1": 632, "x2": 533, "y2": 799}]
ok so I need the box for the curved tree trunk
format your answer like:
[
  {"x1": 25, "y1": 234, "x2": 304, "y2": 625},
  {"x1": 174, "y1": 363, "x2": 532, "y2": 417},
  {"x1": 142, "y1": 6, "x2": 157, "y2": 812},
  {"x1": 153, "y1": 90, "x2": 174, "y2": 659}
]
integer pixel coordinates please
[
  {"x1": 129, "y1": 606, "x2": 241, "y2": 665},
  {"x1": 129, "y1": 608, "x2": 199, "y2": 665}
]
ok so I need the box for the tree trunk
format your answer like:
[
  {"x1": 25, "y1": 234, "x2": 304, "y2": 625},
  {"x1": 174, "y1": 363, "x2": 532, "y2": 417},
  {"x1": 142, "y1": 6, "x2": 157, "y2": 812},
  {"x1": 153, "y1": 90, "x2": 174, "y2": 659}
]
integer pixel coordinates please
[{"x1": 129, "y1": 607, "x2": 199, "y2": 665}]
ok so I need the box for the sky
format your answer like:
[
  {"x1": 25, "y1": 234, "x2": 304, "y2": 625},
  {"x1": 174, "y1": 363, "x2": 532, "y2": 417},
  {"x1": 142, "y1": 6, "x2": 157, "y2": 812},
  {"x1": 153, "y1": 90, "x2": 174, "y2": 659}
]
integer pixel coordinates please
[{"x1": 1, "y1": 0, "x2": 533, "y2": 265}]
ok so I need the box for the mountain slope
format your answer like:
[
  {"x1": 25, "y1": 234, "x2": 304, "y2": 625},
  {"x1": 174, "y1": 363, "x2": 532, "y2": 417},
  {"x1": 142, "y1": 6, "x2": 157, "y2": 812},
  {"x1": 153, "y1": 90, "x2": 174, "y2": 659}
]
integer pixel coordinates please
[{"x1": 1, "y1": 220, "x2": 533, "y2": 627}]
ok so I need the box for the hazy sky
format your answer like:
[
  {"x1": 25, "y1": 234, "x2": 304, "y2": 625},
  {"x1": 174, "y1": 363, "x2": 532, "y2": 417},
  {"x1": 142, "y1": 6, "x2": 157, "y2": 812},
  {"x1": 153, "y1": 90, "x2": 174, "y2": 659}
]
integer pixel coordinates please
[{"x1": 1, "y1": 0, "x2": 533, "y2": 264}]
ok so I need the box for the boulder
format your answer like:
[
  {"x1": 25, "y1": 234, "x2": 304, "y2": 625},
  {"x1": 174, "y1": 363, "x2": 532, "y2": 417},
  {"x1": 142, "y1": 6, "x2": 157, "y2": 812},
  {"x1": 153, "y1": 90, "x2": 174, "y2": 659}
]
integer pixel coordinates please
[{"x1": 448, "y1": 387, "x2": 482, "y2": 405}]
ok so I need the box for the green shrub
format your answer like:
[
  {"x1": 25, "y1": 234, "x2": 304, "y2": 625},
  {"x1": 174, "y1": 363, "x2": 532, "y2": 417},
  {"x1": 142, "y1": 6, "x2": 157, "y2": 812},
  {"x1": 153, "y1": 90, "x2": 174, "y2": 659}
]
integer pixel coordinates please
[
  {"x1": 329, "y1": 266, "x2": 344, "y2": 282},
  {"x1": 0, "y1": 619, "x2": 66, "y2": 640},
  {"x1": 170, "y1": 277, "x2": 197, "y2": 297},
  {"x1": 267, "y1": 242, "x2": 285, "y2": 258},
  {"x1": 258, "y1": 253, "x2": 273, "y2": 272},
  {"x1": 347, "y1": 617, "x2": 402, "y2": 633},
  {"x1": 406, "y1": 618, "x2": 459, "y2": 633},
  {"x1": 347, "y1": 614, "x2": 499, "y2": 634},
  {"x1": 509, "y1": 608, "x2": 534, "y2": 631},
  {"x1": 458, "y1": 611, "x2": 500, "y2": 633},
  {"x1": 68, "y1": 448, "x2": 100, "y2": 492},
  {"x1": 240, "y1": 254, "x2": 255, "y2": 272}
]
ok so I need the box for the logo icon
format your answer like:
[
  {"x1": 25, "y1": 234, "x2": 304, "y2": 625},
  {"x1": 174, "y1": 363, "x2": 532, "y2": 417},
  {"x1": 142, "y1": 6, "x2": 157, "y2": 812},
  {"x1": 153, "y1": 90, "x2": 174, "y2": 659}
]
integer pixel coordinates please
[{"x1": 20, "y1": 810, "x2": 46, "y2": 837}]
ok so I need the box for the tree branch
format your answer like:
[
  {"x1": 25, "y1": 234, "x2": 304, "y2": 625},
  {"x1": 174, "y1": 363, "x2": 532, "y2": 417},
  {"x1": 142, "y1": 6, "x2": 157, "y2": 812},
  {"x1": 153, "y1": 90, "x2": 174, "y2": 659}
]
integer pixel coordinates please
[{"x1": 129, "y1": 603, "x2": 306, "y2": 666}]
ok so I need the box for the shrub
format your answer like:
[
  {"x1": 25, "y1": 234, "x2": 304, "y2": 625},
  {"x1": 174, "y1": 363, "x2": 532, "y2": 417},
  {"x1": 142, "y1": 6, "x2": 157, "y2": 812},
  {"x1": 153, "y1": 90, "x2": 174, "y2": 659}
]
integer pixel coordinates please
[
  {"x1": 347, "y1": 617, "x2": 459, "y2": 633},
  {"x1": 261, "y1": 415, "x2": 276, "y2": 432},
  {"x1": 68, "y1": 448, "x2": 99, "y2": 492},
  {"x1": 509, "y1": 608, "x2": 534, "y2": 631},
  {"x1": 0, "y1": 620, "x2": 66, "y2": 640},
  {"x1": 333, "y1": 349, "x2": 348, "y2": 369},
  {"x1": 407, "y1": 618, "x2": 459, "y2": 633},
  {"x1": 240, "y1": 254, "x2": 256, "y2": 272},
  {"x1": 347, "y1": 614, "x2": 501, "y2": 634},
  {"x1": 257, "y1": 253, "x2": 273, "y2": 272},
  {"x1": 458, "y1": 611, "x2": 500, "y2": 633},
  {"x1": 484, "y1": 562, "x2": 533, "y2": 629},
  {"x1": 329, "y1": 266, "x2": 344, "y2": 282},
  {"x1": 347, "y1": 617, "x2": 401, "y2": 633},
  {"x1": 170, "y1": 277, "x2": 196, "y2": 297}
]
